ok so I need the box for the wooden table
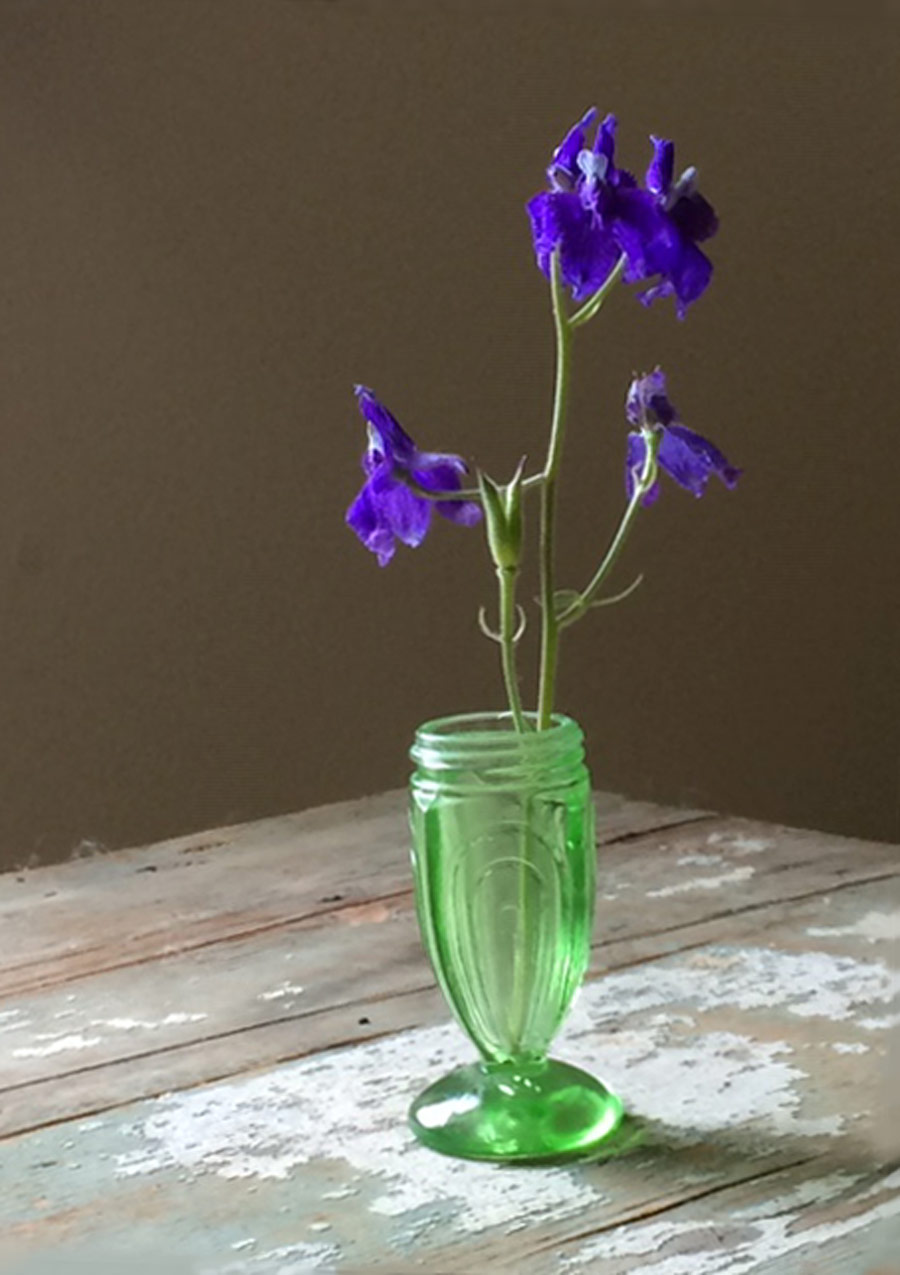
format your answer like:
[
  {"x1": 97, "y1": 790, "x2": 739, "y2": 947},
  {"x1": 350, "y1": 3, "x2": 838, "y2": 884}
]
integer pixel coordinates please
[{"x1": 0, "y1": 790, "x2": 897, "y2": 1273}]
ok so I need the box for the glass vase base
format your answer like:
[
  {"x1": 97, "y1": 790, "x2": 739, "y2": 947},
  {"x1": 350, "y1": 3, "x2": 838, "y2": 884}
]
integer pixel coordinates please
[{"x1": 408, "y1": 1057, "x2": 624, "y2": 1163}]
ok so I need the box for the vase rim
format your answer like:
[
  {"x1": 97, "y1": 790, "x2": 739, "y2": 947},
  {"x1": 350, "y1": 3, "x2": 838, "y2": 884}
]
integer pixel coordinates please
[
  {"x1": 414, "y1": 710, "x2": 580, "y2": 739},
  {"x1": 411, "y1": 711, "x2": 585, "y2": 770}
]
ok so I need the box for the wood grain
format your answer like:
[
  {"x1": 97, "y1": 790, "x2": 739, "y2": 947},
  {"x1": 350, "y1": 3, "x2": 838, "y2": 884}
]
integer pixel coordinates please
[
  {"x1": 0, "y1": 790, "x2": 897, "y2": 1272},
  {"x1": 0, "y1": 790, "x2": 708, "y2": 999}
]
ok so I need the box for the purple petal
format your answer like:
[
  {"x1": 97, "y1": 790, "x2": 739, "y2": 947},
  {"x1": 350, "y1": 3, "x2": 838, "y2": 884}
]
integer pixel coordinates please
[
  {"x1": 528, "y1": 189, "x2": 621, "y2": 300},
  {"x1": 668, "y1": 240, "x2": 713, "y2": 314},
  {"x1": 657, "y1": 426, "x2": 711, "y2": 496},
  {"x1": 667, "y1": 424, "x2": 741, "y2": 489},
  {"x1": 636, "y1": 278, "x2": 676, "y2": 310},
  {"x1": 527, "y1": 190, "x2": 560, "y2": 275},
  {"x1": 613, "y1": 187, "x2": 667, "y2": 283},
  {"x1": 646, "y1": 136, "x2": 674, "y2": 199},
  {"x1": 345, "y1": 475, "x2": 396, "y2": 567},
  {"x1": 412, "y1": 452, "x2": 467, "y2": 485},
  {"x1": 626, "y1": 369, "x2": 679, "y2": 428},
  {"x1": 354, "y1": 385, "x2": 417, "y2": 467},
  {"x1": 369, "y1": 469, "x2": 432, "y2": 547},
  {"x1": 639, "y1": 228, "x2": 713, "y2": 317},
  {"x1": 672, "y1": 188, "x2": 718, "y2": 243},
  {"x1": 412, "y1": 453, "x2": 483, "y2": 527},
  {"x1": 625, "y1": 431, "x2": 661, "y2": 506},
  {"x1": 547, "y1": 107, "x2": 598, "y2": 189},
  {"x1": 593, "y1": 113, "x2": 618, "y2": 164},
  {"x1": 656, "y1": 424, "x2": 740, "y2": 497},
  {"x1": 437, "y1": 499, "x2": 481, "y2": 526}
]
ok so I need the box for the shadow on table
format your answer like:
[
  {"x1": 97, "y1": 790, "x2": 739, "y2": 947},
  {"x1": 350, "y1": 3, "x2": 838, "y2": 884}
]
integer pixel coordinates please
[{"x1": 505, "y1": 1110, "x2": 894, "y2": 1174}]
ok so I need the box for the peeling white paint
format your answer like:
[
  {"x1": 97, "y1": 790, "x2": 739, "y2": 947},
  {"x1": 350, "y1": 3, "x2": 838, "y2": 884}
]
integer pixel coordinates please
[
  {"x1": 212, "y1": 1240, "x2": 341, "y2": 1273},
  {"x1": 113, "y1": 942, "x2": 877, "y2": 1234},
  {"x1": 594, "y1": 945, "x2": 898, "y2": 1023},
  {"x1": 0, "y1": 1009, "x2": 29, "y2": 1034},
  {"x1": 646, "y1": 867, "x2": 754, "y2": 898},
  {"x1": 806, "y1": 910, "x2": 900, "y2": 943},
  {"x1": 647, "y1": 1012, "x2": 694, "y2": 1027},
  {"x1": 831, "y1": 1041, "x2": 870, "y2": 1054},
  {"x1": 97, "y1": 1013, "x2": 209, "y2": 1031},
  {"x1": 116, "y1": 1018, "x2": 608, "y2": 1233},
  {"x1": 561, "y1": 1166, "x2": 900, "y2": 1272},
  {"x1": 257, "y1": 983, "x2": 306, "y2": 1002},
  {"x1": 860, "y1": 1012, "x2": 900, "y2": 1031},
  {"x1": 731, "y1": 1169, "x2": 862, "y2": 1219},
  {"x1": 706, "y1": 833, "x2": 772, "y2": 855},
  {"x1": 676, "y1": 853, "x2": 723, "y2": 867},
  {"x1": 12, "y1": 1032, "x2": 102, "y2": 1058}
]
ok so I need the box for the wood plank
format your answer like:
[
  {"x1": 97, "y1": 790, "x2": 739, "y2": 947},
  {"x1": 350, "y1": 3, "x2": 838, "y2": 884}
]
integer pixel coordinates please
[
  {"x1": 514, "y1": 1160, "x2": 900, "y2": 1274},
  {"x1": 0, "y1": 791, "x2": 709, "y2": 998},
  {"x1": 0, "y1": 823, "x2": 896, "y2": 1137},
  {"x1": 0, "y1": 815, "x2": 895, "y2": 1115},
  {"x1": 0, "y1": 877, "x2": 896, "y2": 1273}
]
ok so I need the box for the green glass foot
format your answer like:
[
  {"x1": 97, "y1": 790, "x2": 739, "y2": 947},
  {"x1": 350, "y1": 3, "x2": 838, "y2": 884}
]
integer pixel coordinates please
[{"x1": 408, "y1": 1057, "x2": 624, "y2": 1163}]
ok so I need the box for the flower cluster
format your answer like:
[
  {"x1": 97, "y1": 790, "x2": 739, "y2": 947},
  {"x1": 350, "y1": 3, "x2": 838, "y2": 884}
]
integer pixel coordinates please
[
  {"x1": 528, "y1": 110, "x2": 718, "y2": 316},
  {"x1": 345, "y1": 386, "x2": 480, "y2": 567},
  {"x1": 625, "y1": 369, "x2": 741, "y2": 505},
  {"x1": 345, "y1": 106, "x2": 739, "y2": 672}
]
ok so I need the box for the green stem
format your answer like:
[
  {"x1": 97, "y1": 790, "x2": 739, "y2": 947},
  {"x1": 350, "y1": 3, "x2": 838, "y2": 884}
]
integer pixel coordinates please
[
  {"x1": 558, "y1": 430, "x2": 661, "y2": 626},
  {"x1": 497, "y1": 568, "x2": 527, "y2": 732},
  {"x1": 401, "y1": 472, "x2": 544, "y2": 504},
  {"x1": 558, "y1": 572, "x2": 644, "y2": 629},
  {"x1": 569, "y1": 255, "x2": 626, "y2": 328},
  {"x1": 536, "y1": 252, "x2": 573, "y2": 729}
]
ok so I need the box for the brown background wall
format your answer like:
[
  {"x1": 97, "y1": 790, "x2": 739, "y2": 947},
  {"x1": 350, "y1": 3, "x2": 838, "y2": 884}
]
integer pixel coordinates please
[{"x1": 0, "y1": 0, "x2": 897, "y2": 868}]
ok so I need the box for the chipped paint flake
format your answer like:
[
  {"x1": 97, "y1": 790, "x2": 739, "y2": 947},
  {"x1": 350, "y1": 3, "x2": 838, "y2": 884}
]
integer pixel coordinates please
[
  {"x1": 257, "y1": 983, "x2": 306, "y2": 1002},
  {"x1": 12, "y1": 1033, "x2": 102, "y2": 1058},
  {"x1": 676, "y1": 853, "x2": 723, "y2": 867},
  {"x1": 831, "y1": 1041, "x2": 869, "y2": 1054},
  {"x1": 596, "y1": 945, "x2": 898, "y2": 1023},
  {"x1": 0, "y1": 1009, "x2": 30, "y2": 1034},
  {"x1": 98, "y1": 1013, "x2": 208, "y2": 1031},
  {"x1": 561, "y1": 1166, "x2": 900, "y2": 1272},
  {"x1": 859, "y1": 1012, "x2": 900, "y2": 1031},
  {"x1": 646, "y1": 867, "x2": 754, "y2": 898},
  {"x1": 212, "y1": 1240, "x2": 341, "y2": 1273},
  {"x1": 706, "y1": 832, "x2": 772, "y2": 854},
  {"x1": 806, "y1": 909, "x2": 900, "y2": 943}
]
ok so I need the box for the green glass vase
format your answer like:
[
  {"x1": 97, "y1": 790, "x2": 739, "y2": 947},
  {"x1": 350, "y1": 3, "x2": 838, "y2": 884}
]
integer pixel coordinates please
[{"x1": 408, "y1": 711, "x2": 623, "y2": 1162}]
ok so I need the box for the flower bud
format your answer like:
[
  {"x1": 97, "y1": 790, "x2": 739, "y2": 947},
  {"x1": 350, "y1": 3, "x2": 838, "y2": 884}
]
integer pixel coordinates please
[{"x1": 477, "y1": 459, "x2": 526, "y2": 571}]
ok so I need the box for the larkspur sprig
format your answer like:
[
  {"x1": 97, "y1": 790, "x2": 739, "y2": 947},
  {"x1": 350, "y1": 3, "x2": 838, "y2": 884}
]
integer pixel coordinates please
[{"x1": 346, "y1": 109, "x2": 740, "y2": 730}]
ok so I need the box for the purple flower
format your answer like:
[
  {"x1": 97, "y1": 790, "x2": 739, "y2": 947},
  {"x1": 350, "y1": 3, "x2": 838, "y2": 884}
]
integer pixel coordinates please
[
  {"x1": 527, "y1": 113, "x2": 718, "y2": 317},
  {"x1": 636, "y1": 137, "x2": 719, "y2": 317},
  {"x1": 527, "y1": 110, "x2": 660, "y2": 302},
  {"x1": 625, "y1": 369, "x2": 740, "y2": 505},
  {"x1": 346, "y1": 386, "x2": 481, "y2": 566}
]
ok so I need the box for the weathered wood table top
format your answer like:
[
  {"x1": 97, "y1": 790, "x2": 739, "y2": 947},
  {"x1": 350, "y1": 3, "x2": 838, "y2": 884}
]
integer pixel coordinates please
[{"x1": 0, "y1": 791, "x2": 897, "y2": 1274}]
